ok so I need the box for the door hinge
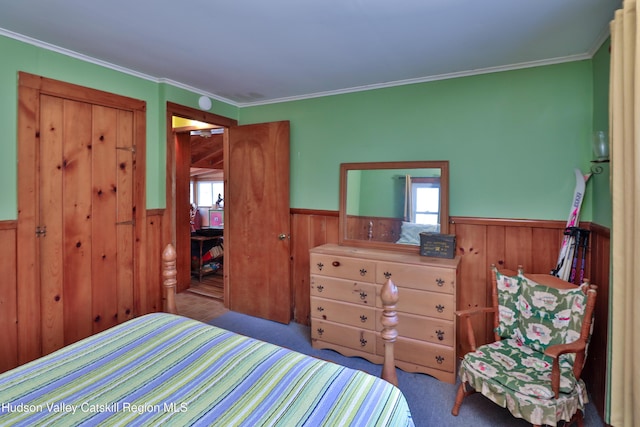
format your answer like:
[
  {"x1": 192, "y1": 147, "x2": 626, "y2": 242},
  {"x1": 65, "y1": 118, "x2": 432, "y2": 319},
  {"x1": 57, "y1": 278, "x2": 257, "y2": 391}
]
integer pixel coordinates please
[
  {"x1": 116, "y1": 220, "x2": 135, "y2": 226},
  {"x1": 116, "y1": 145, "x2": 136, "y2": 154},
  {"x1": 35, "y1": 226, "x2": 47, "y2": 237}
]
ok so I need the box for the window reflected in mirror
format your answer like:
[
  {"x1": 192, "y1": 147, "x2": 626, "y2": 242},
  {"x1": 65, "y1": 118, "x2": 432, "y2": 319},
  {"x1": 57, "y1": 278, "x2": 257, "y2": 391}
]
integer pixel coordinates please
[{"x1": 339, "y1": 161, "x2": 449, "y2": 253}]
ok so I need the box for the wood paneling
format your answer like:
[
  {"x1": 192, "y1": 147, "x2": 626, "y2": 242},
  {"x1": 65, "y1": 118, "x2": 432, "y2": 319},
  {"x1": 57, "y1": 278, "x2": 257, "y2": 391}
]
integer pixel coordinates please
[
  {"x1": 17, "y1": 78, "x2": 42, "y2": 365},
  {"x1": 62, "y1": 99, "x2": 93, "y2": 346},
  {"x1": 91, "y1": 105, "x2": 119, "y2": 334},
  {"x1": 191, "y1": 133, "x2": 223, "y2": 169},
  {"x1": 0, "y1": 211, "x2": 165, "y2": 374},
  {"x1": 345, "y1": 215, "x2": 401, "y2": 242},
  {"x1": 290, "y1": 210, "x2": 610, "y2": 422},
  {"x1": 39, "y1": 95, "x2": 65, "y2": 354},
  {"x1": 143, "y1": 210, "x2": 165, "y2": 315},
  {"x1": 2, "y1": 202, "x2": 612, "y2": 420},
  {"x1": 0, "y1": 223, "x2": 18, "y2": 372},
  {"x1": 290, "y1": 209, "x2": 338, "y2": 324},
  {"x1": 581, "y1": 224, "x2": 610, "y2": 422}
]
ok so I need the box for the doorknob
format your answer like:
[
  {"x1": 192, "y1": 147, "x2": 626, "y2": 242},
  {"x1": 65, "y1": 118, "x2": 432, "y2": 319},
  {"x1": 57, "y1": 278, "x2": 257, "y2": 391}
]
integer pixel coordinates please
[{"x1": 278, "y1": 233, "x2": 288, "y2": 240}]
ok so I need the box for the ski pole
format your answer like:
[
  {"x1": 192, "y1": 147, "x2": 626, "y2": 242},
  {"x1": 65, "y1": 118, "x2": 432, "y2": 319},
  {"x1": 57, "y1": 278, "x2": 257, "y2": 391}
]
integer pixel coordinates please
[
  {"x1": 579, "y1": 229, "x2": 590, "y2": 284},
  {"x1": 568, "y1": 227, "x2": 581, "y2": 284}
]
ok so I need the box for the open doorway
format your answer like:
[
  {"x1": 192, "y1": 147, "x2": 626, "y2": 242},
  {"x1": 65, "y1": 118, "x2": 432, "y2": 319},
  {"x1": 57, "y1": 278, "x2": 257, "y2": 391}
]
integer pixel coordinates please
[
  {"x1": 166, "y1": 102, "x2": 292, "y2": 323},
  {"x1": 174, "y1": 119, "x2": 225, "y2": 299},
  {"x1": 165, "y1": 103, "x2": 238, "y2": 305}
]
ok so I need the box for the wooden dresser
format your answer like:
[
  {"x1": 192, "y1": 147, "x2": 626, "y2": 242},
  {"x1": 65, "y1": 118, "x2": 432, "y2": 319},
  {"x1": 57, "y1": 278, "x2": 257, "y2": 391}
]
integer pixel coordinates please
[{"x1": 309, "y1": 243, "x2": 460, "y2": 383}]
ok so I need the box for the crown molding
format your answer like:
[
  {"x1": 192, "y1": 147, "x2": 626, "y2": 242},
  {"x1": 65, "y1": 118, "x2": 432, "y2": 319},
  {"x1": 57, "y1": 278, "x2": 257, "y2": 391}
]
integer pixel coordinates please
[{"x1": 1, "y1": 27, "x2": 603, "y2": 109}]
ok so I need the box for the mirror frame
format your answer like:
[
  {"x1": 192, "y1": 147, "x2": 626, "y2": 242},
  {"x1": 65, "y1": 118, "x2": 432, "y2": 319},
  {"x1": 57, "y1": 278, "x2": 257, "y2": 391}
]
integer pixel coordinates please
[{"x1": 338, "y1": 160, "x2": 450, "y2": 253}]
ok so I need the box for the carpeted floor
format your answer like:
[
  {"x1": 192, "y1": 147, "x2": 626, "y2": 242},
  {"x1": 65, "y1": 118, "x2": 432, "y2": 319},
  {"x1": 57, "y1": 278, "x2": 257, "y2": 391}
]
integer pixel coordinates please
[{"x1": 208, "y1": 311, "x2": 605, "y2": 427}]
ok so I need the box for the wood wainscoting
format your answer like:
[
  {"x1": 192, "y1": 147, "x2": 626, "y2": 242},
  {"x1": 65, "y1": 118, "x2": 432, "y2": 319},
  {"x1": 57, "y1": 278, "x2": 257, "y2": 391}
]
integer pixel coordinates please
[
  {"x1": 1, "y1": 208, "x2": 610, "y2": 420},
  {"x1": 0, "y1": 221, "x2": 18, "y2": 372},
  {"x1": 290, "y1": 209, "x2": 610, "y2": 422},
  {"x1": 0, "y1": 210, "x2": 167, "y2": 374}
]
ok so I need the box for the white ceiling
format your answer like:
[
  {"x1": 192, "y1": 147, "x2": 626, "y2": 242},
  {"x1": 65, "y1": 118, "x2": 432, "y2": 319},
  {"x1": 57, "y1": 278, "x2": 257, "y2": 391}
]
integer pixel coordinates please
[{"x1": 0, "y1": 0, "x2": 621, "y2": 107}]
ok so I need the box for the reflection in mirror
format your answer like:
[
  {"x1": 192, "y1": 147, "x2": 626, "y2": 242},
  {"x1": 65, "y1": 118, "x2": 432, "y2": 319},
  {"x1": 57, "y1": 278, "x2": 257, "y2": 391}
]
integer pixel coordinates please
[{"x1": 339, "y1": 161, "x2": 449, "y2": 253}]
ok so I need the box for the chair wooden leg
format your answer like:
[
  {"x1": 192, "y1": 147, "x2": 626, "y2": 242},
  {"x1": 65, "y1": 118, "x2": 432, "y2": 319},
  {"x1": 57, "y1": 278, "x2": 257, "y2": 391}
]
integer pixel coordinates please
[
  {"x1": 451, "y1": 382, "x2": 474, "y2": 416},
  {"x1": 573, "y1": 410, "x2": 584, "y2": 427}
]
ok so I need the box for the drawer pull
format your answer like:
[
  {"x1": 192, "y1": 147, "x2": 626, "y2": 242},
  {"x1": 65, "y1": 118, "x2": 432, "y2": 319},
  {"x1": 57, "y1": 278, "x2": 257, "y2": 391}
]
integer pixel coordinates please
[
  {"x1": 436, "y1": 304, "x2": 445, "y2": 313},
  {"x1": 436, "y1": 355, "x2": 445, "y2": 364},
  {"x1": 436, "y1": 278, "x2": 445, "y2": 287},
  {"x1": 360, "y1": 315, "x2": 368, "y2": 323},
  {"x1": 359, "y1": 332, "x2": 367, "y2": 347},
  {"x1": 383, "y1": 271, "x2": 392, "y2": 279},
  {"x1": 317, "y1": 306, "x2": 324, "y2": 312},
  {"x1": 317, "y1": 262, "x2": 324, "y2": 271},
  {"x1": 359, "y1": 291, "x2": 368, "y2": 300},
  {"x1": 317, "y1": 285, "x2": 324, "y2": 292},
  {"x1": 332, "y1": 261, "x2": 341, "y2": 267},
  {"x1": 436, "y1": 330, "x2": 445, "y2": 341},
  {"x1": 359, "y1": 268, "x2": 367, "y2": 276},
  {"x1": 317, "y1": 328, "x2": 324, "y2": 336}
]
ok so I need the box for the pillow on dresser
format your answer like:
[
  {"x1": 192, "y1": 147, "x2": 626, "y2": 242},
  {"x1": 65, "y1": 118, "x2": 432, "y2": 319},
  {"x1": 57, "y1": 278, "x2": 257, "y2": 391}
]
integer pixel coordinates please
[{"x1": 396, "y1": 222, "x2": 440, "y2": 245}]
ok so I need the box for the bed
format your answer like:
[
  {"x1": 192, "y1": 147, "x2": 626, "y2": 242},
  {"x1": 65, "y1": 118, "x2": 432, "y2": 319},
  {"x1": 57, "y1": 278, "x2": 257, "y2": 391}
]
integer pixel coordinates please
[{"x1": 0, "y1": 245, "x2": 414, "y2": 427}]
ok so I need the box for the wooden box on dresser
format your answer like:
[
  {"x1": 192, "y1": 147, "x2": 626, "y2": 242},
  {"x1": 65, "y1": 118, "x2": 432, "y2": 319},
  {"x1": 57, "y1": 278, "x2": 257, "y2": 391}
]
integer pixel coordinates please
[{"x1": 309, "y1": 243, "x2": 461, "y2": 383}]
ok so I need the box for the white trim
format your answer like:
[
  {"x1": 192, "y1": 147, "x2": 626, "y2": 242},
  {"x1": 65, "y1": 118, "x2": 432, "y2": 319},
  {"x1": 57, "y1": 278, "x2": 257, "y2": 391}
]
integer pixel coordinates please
[
  {"x1": 157, "y1": 78, "x2": 236, "y2": 106},
  {"x1": 587, "y1": 24, "x2": 612, "y2": 57},
  {"x1": 0, "y1": 28, "x2": 158, "y2": 83},
  {"x1": 1, "y1": 26, "x2": 607, "y2": 109},
  {"x1": 239, "y1": 54, "x2": 592, "y2": 107}
]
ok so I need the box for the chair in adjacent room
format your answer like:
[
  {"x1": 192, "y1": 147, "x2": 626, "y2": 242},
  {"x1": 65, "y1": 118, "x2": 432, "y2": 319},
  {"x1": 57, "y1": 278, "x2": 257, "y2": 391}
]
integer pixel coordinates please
[{"x1": 451, "y1": 264, "x2": 597, "y2": 427}]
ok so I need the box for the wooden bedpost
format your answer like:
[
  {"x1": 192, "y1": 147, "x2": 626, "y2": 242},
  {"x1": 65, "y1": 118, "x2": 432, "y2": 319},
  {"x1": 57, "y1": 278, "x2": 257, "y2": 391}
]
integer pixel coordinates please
[
  {"x1": 380, "y1": 277, "x2": 399, "y2": 386},
  {"x1": 162, "y1": 244, "x2": 178, "y2": 314}
]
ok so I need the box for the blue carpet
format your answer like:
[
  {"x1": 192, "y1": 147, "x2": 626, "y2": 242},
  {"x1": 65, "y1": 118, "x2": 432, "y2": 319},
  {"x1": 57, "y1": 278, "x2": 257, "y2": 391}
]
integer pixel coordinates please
[{"x1": 208, "y1": 312, "x2": 604, "y2": 427}]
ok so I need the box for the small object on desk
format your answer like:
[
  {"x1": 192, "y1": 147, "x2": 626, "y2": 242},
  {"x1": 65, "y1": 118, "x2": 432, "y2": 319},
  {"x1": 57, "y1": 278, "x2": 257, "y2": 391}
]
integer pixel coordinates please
[{"x1": 420, "y1": 232, "x2": 456, "y2": 258}]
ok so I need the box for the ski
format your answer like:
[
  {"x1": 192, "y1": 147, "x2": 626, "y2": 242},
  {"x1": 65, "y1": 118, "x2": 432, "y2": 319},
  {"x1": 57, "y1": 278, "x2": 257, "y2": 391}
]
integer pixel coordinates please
[{"x1": 551, "y1": 169, "x2": 591, "y2": 281}]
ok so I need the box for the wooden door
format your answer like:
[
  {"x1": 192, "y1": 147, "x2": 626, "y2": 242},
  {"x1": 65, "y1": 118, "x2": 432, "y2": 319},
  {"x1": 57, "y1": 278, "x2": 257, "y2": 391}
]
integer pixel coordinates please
[
  {"x1": 17, "y1": 73, "x2": 145, "y2": 364},
  {"x1": 227, "y1": 121, "x2": 291, "y2": 323},
  {"x1": 39, "y1": 97, "x2": 135, "y2": 353}
]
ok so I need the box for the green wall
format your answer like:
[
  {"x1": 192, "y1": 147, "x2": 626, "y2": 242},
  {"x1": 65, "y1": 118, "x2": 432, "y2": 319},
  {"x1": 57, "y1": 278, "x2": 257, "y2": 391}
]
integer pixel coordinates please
[
  {"x1": 240, "y1": 61, "x2": 595, "y2": 222},
  {"x1": 0, "y1": 34, "x2": 238, "y2": 220},
  {"x1": 1, "y1": 33, "x2": 610, "y2": 226},
  {"x1": 590, "y1": 40, "x2": 613, "y2": 228}
]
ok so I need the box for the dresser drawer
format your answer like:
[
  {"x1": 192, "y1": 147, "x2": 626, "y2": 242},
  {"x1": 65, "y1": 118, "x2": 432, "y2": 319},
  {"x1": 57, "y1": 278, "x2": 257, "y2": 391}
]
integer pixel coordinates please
[
  {"x1": 311, "y1": 320, "x2": 376, "y2": 353},
  {"x1": 376, "y1": 287, "x2": 455, "y2": 320},
  {"x1": 310, "y1": 253, "x2": 376, "y2": 283},
  {"x1": 377, "y1": 311, "x2": 454, "y2": 346},
  {"x1": 311, "y1": 275, "x2": 376, "y2": 306},
  {"x1": 377, "y1": 336, "x2": 455, "y2": 373},
  {"x1": 376, "y1": 262, "x2": 455, "y2": 294},
  {"x1": 311, "y1": 297, "x2": 376, "y2": 330}
]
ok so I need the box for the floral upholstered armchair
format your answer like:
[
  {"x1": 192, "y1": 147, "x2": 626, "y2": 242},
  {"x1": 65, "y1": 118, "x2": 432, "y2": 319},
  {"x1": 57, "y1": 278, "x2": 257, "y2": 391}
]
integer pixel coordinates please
[{"x1": 451, "y1": 265, "x2": 597, "y2": 427}]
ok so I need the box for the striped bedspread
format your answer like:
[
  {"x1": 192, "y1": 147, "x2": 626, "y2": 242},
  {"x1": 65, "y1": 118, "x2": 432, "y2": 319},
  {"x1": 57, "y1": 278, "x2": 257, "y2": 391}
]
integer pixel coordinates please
[{"x1": 0, "y1": 313, "x2": 414, "y2": 426}]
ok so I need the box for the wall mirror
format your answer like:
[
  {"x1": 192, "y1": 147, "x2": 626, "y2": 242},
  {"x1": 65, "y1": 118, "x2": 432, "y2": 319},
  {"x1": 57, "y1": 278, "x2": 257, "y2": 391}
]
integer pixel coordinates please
[{"x1": 339, "y1": 160, "x2": 450, "y2": 253}]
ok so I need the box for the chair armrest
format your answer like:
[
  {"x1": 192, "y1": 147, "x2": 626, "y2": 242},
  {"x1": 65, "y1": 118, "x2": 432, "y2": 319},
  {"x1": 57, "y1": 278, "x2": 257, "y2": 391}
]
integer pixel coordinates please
[
  {"x1": 544, "y1": 340, "x2": 587, "y2": 399},
  {"x1": 455, "y1": 307, "x2": 497, "y2": 352},
  {"x1": 455, "y1": 306, "x2": 496, "y2": 318},
  {"x1": 544, "y1": 341, "x2": 586, "y2": 359}
]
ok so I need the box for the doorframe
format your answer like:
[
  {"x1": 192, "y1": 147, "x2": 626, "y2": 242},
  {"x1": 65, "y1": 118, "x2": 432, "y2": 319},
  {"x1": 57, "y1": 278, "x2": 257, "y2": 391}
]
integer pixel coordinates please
[{"x1": 164, "y1": 102, "x2": 237, "y2": 298}]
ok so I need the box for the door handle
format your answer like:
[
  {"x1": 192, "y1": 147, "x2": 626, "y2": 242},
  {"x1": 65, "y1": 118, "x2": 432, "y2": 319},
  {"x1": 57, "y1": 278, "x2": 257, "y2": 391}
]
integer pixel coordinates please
[{"x1": 278, "y1": 233, "x2": 289, "y2": 240}]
